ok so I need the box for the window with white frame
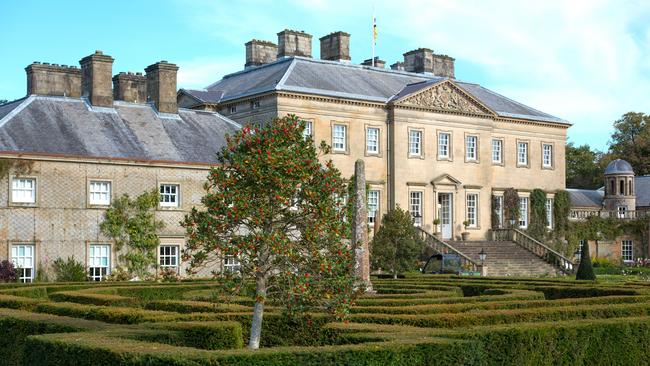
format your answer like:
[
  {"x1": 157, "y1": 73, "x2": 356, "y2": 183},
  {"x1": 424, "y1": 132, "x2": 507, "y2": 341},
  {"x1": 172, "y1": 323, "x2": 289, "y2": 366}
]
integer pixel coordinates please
[
  {"x1": 546, "y1": 198, "x2": 553, "y2": 229},
  {"x1": 368, "y1": 190, "x2": 379, "y2": 225},
  {"x1": 159, "y1": 245, "x2": 179, "y2": 270},
  {"x1": 229, "y1": 105, "x2": 237, "y2": 114},
  {"x1": 224, "y1": 256, "x2": 241, "y2": 274},
  {"x1": 617, "y1": 205, "x2": 627, "y2": 219},
  {"x1": 366, "y1": 127, "x2": 379, "y2": 154},
  {"x1": 542, "y1": 144, "x2": 553, "y2": 168},
  {"x1": 410, "y1": 191, "x2": 423, "y2": 227},
  {"x1": 492, "y1": 139, "x2": 502, "y2": 164},
  {"x1": 494, "y1": 196, "x2": 504, "y2": 228},
  {"x1": 89, "y1": 181, "x2": 111, "y2": 206},
  {"x1": 466, "y1": 193, "x2": 478, "y2": 227},
  {"x1": 251, "y1": 100, "x2": 260, "y2": 110},
  {"x1": 160, "y1": 184, "x2": 179, "y2": 207},
  {"x1": 409, "y1": 130, "x2": 422, "y2": 156},
  {"x1": 517, "y1": 142, "x2": 528, "y2": 166},
  {"x1": 622, "y1": 240, "x2": 633, "y2": 262},
  {"x1": 88, "y1": 244, "x2": 110, "y2": 281},
  {"x1": 438, "y1": 132, "x2": 450, "y2": 159},
  {"x1": 12, "y1": 178, "x2": 36, "y2": 203},
  {"x1": 332, "y1": 124, "x2": 346, "y2": 151},
  {"x1": 518, "y1": 197, "x2": 529, "y2": 228},
  {"x1": 466, "y1": 135, "x2": 478, "y2": 161},
  {"x1": 302, "y1": 120, "x2": 312, "y2": 139},
  {"x1": 11, "y1": 244, "x2": 34, "y2": 283}
]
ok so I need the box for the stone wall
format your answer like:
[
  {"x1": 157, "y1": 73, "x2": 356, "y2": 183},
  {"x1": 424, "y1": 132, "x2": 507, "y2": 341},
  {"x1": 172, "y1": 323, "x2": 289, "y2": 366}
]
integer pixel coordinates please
[
  {"x1": 0, "y1": 157, "x2": 217, "y2": 279},
  {"x1": 25, "y1": 63, "x2": 81, "y2": 97}
]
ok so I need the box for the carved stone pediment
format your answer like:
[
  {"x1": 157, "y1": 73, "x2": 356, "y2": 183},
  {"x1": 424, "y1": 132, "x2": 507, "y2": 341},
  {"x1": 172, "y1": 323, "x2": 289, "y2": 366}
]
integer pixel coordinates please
[
  {"x1": 396, "y1": 81, "x2": 493, "y2": 116},
  {"x1": 431, "y1": 174, "x2": 462, "y2": 189}
]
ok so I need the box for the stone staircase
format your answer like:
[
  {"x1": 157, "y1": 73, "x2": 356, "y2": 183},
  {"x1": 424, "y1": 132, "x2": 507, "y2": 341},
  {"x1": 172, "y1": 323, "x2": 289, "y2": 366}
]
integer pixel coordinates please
[{"x1": 447, "y1": 240, "x2": 562, "y2": 277}]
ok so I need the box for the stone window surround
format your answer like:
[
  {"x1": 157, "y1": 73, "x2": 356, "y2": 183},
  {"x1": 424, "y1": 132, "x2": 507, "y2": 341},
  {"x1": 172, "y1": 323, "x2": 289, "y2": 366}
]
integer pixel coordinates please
[
  {"x1": 158, "y1": 181, "x2": 182, "y2": 210},
  {"x1": 86, "y1": 178, "x2": 113, "y2": 209},
  {"x1": 621, "y1": 239, "x2": 634, "y2": 263},
  {"x1": 491, "y1": 137, "x2": 505, "y2": 166},
  {"x1": 518, "y1": 193, "x2": 530, "y2": 229},
  {"x1": 464, "y1": 190, "x2": 480, "y2": 230},
  {"x1": 364, "y1": 124, "x2": 382, "y2": 157},
  {"x1": 301, "y1": 118, "x2": 314, "y2": 140},
  {"x1": 541, "y1": 141, "x2": 555, "y2": 170},
  {"x1": 330, "y1": 121, "x2": 349, "y2": 155},
  {"x1": 408, "y1": 186, "x2": 425, "y2": 227},
  {"x1": 436, "y1": 129, "x2": 452, "y2": 161},
  {"x1": 516, "y1": 139, "x2": 530, "y2": 168},
  {"x1": 464, "y1": 133, "x2": 479, "y2": 164},
  {"x1": 158, "y1": 243, "x2": 180, "y2": 271},
  {"x1": 407, "y1": 127, "x2": 425, "y2": 159},
  {"x1": 367, "y1": 188, "x2": 381, "y2": 226},
  {"x1": 492, "y1": 193, "x2": 504, "y2": 228},
  {"x1": 9, "y1": 175, "x2": 39, "y2": 207}
]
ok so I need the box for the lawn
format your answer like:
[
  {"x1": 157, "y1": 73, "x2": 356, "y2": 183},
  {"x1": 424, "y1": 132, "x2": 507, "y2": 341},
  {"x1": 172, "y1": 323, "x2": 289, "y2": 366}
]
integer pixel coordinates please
[{"x1": 1, "y1": 275, "x2": 650, "y2": 365}]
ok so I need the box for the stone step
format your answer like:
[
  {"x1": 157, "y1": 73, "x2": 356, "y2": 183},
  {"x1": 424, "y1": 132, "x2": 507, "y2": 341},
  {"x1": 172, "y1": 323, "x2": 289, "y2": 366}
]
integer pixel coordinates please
[{"x1": 442, "y1": 240, "x2": 562, "y2": 277}]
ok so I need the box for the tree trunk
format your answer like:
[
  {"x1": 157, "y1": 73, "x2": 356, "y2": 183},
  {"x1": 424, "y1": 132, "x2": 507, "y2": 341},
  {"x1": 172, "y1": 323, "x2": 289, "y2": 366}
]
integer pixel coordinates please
[
  {"x1": 393, "y1": 272, "x2": 397, "y2": 279},
  {"x1": 248, "y1": 275, "x2": 266, "y2": 349}
]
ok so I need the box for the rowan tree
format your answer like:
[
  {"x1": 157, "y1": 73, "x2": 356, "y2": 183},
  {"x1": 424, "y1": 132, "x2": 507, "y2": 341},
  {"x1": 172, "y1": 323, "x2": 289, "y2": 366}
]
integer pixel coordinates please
[{"x1": 182, "y1": 115, "x2": 356, "y2": 349}]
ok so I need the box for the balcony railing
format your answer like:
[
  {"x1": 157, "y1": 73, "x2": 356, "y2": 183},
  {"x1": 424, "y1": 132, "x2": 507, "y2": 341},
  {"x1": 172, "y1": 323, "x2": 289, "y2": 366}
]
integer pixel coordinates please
[
  {"x1": 492, "y1": 228, "x2": 576, "y2": 275},
  {"x1": 569, "y1": 209, "x2": 650, "y2": 221}
]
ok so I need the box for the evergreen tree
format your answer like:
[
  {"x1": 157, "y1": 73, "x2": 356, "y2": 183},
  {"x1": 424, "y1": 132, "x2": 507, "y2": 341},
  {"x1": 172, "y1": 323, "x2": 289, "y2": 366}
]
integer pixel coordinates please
[
  {"x1": 371, "y1": 207, "x2": 425, "y2": 279},
  {"x1": 575, "y1": 239, "x2": 596, "y2": 281}
]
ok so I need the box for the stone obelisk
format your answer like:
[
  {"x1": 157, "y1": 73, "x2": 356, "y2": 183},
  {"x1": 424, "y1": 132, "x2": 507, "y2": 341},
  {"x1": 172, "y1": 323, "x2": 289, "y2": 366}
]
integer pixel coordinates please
[{"x1": 351, "y1": 159, "x2": 373, "y2": 292}]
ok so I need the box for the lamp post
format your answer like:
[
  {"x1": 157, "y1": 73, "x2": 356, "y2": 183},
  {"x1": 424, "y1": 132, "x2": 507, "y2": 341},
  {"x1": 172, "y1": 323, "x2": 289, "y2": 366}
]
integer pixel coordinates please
[{"x1": 478, "y1": 248, "x2": 487, "y2": 277}]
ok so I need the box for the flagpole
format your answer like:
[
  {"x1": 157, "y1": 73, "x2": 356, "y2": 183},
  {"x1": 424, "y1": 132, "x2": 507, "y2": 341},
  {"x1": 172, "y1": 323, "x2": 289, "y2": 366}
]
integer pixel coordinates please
[{"x1": 372, "y1": 6, "x2": 376, "y2": 67}]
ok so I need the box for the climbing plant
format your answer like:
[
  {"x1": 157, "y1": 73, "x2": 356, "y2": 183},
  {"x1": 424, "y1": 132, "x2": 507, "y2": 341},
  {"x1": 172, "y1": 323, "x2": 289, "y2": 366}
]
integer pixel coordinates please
[
  {"x1": 553, "y1": 190, "x2": 571, "y2": 239},
  {"x1": 491, "y1": 195, "x2": 501, "y2": 229},
  {"x1": 0, "y1": 159, "x2": 34, "y2": 179},
  {"x1": 528, "y1": 189, "x2": 548, "y2": 241},
  {"x1": 503, "y1": 188, "x2": 519, "y2": 228}
]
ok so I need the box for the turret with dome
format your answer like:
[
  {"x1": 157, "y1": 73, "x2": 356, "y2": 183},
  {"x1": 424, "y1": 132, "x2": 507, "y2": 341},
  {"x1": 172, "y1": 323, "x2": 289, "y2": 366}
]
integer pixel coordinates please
[{"x1": 603, "y1": 159, "x2": 636, "y2": 215}]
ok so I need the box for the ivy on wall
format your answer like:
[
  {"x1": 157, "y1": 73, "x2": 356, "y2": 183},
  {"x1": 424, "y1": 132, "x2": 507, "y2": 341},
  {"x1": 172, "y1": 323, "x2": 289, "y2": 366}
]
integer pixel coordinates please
[
  {"x1": 0, "y1": 159, "x2": 34, "y2": 179},
  {"x1": 528, "y1": 189, "x2": 548, "y2": 241},
  {"x1": 503, "y1": 188, "x2": 519, "y2": 228},
  {"x1": 553, "y1": 190, "x2": 571, "y2": 239},
  {"x1": 491, "y1": 195, "x2": 501, "y2": 230},
  {"x1": 567, "y1": 216, "x2": 649, "y2": 261}
]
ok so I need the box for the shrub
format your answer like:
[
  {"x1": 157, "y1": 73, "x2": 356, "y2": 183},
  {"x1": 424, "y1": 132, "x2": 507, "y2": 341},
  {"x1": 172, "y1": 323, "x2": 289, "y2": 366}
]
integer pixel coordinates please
[
  {"x1": 0, "y1": 260, "x2": 17, "y2": 283},
  {"x1": 52, "y1": 257, "x2": 87, "y2": 282},
  {"x1": 371, "y1": 207, "x2": 425, "y2": 278},
  {"x1": 104, "y1": 266, "x2": 132, "y2": 282},
  {"x1": 147, "y1": 321, "x2": 244, "y2": 350},
  {"x1": 576, "y1": 239, "x2": 596, "y2": 280}
]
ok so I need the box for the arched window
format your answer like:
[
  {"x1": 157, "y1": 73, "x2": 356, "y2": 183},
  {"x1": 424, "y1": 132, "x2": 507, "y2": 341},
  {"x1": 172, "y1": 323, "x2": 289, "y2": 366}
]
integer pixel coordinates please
[
  {"x1": 629, "y1": 180, "x2": 633, "y2": 195},
  {"x1": 620, "y1": 180, "x2": 625, "y2": 196},
  {"x1": 611, "y1": 180, "x2": 615, "y2": 195}
]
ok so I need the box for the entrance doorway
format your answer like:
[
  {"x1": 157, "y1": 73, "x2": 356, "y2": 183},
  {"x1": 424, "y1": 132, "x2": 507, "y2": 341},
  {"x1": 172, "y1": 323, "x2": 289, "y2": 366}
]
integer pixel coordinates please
[{"x1": 438, "y1": 193, "x2": 453, "y2": 240}]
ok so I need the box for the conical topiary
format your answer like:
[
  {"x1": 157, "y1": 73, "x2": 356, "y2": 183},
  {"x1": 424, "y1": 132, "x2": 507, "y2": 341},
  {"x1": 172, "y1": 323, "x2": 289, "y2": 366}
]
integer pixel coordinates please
[{"x1": 575, "y1": 240, "x2": 596, "y2": 280}]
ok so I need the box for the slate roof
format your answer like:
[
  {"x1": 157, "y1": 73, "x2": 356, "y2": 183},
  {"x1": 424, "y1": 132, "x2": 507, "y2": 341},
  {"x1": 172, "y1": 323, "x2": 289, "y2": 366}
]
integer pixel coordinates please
[
  {"x1": 605, "y1": 159, "x2": 634, "y2": 175},
  {"x1": 190, "y1": 56, "x2": 568, "y2": 124},
  {"x1": 567, "y1": 188, "x2": 604, "y2": 208},
  {"x1": 0, "y1": 96, "x2": 240, "y2": 164},
  {"x1": 635, "y1": 176, "x2": 650, "y2": 208}
]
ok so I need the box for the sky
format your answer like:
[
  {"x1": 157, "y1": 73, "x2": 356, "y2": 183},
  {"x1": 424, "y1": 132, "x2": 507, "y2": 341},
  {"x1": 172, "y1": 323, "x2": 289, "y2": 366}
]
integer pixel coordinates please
[{"x1": 1, "y1": 0, "x2": 649, "y2": 150}]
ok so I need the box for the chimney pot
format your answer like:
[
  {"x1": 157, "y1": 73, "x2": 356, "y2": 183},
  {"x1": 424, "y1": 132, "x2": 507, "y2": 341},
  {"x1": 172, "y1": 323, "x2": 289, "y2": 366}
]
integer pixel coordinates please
[
  {"x1": 145, "y1": 61, "x2": 179, "y2": 114},
  {"x1": 319, "y1": 31, "x2": 351, "y2": 62},
  {"x1": 79, "y1": 50, "x2": 115, "y2": 107},
  {"x1": 277, "y1": 29, "x2": 313, "y2": 58}
]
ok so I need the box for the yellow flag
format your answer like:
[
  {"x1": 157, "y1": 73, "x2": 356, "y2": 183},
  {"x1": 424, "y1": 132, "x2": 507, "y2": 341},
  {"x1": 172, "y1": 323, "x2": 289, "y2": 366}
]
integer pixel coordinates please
[{"x1": 373, "y1": 17, "x2": 377, "y2": 44}]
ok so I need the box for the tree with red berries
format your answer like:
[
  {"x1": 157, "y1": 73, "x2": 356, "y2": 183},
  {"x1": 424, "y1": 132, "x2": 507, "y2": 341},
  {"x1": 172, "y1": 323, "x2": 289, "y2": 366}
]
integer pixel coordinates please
[{"x1": 182, "y1": 115, "x2": 356, "y2": 349}]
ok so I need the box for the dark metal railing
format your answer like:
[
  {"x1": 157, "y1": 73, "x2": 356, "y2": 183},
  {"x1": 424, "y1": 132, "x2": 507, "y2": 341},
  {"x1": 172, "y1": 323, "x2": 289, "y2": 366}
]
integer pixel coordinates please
[
  {"x1": 492, "y1": 228, "x2": 576, "y2": 275},
  {"x1": 416, "y1": 228, "x2": 480, "y2": 272}
]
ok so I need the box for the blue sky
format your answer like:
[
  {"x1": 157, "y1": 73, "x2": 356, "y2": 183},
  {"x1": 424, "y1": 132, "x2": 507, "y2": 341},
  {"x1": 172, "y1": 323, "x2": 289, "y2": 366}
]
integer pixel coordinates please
[{"x1": 1, "y1": 0, "x2": 649, "y2": 150}]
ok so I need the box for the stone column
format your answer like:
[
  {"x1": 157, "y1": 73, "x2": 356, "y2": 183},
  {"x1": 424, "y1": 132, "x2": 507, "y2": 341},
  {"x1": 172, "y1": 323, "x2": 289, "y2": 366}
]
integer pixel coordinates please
[{"x1": 351, "y1": 159, "x2": 373, "y2": 291}]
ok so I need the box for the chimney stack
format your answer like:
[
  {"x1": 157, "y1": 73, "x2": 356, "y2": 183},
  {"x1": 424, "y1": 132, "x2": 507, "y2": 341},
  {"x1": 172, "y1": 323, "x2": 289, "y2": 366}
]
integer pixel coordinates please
[
  {"x1": 277, "y1": 29, "x2": 312, "y2": 58},
  {"x1": 432, "y1": 54, "x2": 455, "y2": 78},
  {"x1": 403, "y1": 48, "x2": 434, "y2": 74},
  {"x1": 319, "y1": 31, "x2": 350, "y2": 62},
  {"x1": 145, "y1": 61, "x2": 179, "y2": 114},
  {"x1": 25, "y1": 62, "x2": 81, "y2": 97},
  {"x1": 79, "y1": 50, "x2": 114, "y2": 107},
  {"x1": 113, "y1": 72, "x2": 146, "y2": 103},
  {"x1": 390, "y1": 61, "x2": 405, "y2": 71},
  {"x1": 245, "y1": 40, "x2": 278, "y2": 68},
  {"x1": 361, "y1": 57, "x2": 385, "y2": 68}
]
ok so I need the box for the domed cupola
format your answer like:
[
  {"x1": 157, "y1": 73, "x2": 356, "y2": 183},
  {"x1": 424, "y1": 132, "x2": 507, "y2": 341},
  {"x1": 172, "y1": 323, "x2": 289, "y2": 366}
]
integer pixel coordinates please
[{"x1": 603, "y1": 159, "x2": 636, "y2": 214}]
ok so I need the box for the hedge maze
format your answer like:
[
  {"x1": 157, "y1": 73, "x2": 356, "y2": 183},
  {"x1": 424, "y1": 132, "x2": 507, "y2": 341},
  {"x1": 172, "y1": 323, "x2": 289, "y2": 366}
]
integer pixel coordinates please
[{"x1": 2, "y1": 276, "x2": 650, "y2": 365}]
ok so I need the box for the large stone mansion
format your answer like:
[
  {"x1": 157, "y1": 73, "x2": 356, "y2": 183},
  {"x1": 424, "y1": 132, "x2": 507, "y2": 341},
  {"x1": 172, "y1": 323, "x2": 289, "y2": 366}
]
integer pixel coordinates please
[{"x1": 0, "y1": 29, "x2": 577, "y2": 280}]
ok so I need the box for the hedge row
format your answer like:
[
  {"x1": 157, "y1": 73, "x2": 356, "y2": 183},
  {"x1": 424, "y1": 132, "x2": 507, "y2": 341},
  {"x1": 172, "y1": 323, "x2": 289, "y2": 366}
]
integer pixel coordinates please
[
  {"x1": 144, "y1": 321, "x2": 244, "y2": 350},
  {"x1": 351, "y1": 295, "x2": 647, "y2": 315},
  {"x1": 144, "y1": 300, "x2": 251, "y2": 314},
  {"x1": 34, "y1": 302, "x2": 178, "y2": 324},
  {"x1": 20, "y1": 316, "x2": 650, "y2": 365},
  {"x1": 355, "y1": 290, "x2": 544, "y2": 307},
  {"x1": 48, "y1": 291, "x2": 137, "y2": 307},
  {"x1": 349, "y1": 302, "x2": 650, "y2": 328}
]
